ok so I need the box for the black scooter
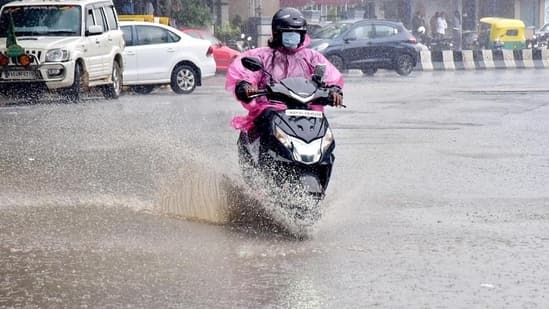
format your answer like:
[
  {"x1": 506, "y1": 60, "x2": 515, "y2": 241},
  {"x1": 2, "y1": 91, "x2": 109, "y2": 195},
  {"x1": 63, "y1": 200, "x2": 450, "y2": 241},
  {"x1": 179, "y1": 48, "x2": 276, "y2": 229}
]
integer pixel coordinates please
[{"x1": 236, "y1": 56, "x2": 341, "y2": 234}]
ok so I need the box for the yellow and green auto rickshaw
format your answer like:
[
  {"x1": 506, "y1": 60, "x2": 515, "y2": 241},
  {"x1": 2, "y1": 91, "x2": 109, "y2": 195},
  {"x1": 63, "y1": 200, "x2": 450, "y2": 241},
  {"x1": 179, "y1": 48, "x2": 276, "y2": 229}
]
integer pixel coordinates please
[{"x1": 478, "y1": 17, "x2": 526, "y2": 49}]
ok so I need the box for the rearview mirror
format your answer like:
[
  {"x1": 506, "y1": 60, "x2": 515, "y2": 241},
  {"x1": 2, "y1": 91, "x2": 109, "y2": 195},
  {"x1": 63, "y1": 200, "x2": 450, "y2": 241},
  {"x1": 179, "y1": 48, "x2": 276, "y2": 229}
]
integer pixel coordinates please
[
  {"x1": 241, "y1": 57, "x2": 263, "y2": 72},
  {"x1": 313, "y1": 64, "x2": 326, "y2": 81}
]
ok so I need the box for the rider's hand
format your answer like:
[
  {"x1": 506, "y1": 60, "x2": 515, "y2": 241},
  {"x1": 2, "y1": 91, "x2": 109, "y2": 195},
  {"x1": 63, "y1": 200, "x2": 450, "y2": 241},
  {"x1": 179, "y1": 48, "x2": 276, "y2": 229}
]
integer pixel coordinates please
[
  {"x1": 245, "y1": 84, "x2": 259, "y2": 98},
  {"x1": 235, "y1": 81, "x2": 257, "y2": 103},
  {"x1": 330, "y1": 90, "x2": 344, "y2": 108}
]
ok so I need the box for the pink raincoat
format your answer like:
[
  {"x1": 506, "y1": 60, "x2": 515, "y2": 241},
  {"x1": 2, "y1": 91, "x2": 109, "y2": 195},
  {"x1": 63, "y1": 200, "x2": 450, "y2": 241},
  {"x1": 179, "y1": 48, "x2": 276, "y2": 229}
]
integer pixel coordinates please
[{"x1": 225, "y1": 35, "x2": 344, "y2": 131}]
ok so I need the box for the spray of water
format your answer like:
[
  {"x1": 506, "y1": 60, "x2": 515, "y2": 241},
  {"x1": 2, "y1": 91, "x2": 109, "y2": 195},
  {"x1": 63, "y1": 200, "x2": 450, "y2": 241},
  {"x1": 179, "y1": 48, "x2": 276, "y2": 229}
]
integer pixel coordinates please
[
  {"x1": 155, "y1": 161, "x2": 234, "y2": 224},
  {"x1": 154, "y1": 156, "x2": 324, "y2": 238}
]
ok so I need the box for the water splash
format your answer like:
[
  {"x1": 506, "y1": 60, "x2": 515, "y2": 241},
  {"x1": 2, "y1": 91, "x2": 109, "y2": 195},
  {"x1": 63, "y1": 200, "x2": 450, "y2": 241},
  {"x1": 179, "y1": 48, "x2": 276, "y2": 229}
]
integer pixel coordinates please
[
  {"x1": 153, "y1": 159, "x2": 324, "y2": 238},
  {"x1": 155, "y1": 162, "x2": 234, "y2": 224}
]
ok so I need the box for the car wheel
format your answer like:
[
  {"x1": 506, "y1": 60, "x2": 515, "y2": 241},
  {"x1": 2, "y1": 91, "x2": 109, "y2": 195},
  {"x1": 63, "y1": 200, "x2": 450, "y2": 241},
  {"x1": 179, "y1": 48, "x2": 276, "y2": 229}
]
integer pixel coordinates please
[
  {"x1": 63, "y1": 62, "x2": 83, "y2": 103},
  {"x1": 170, "y1": 64, "x2": 197, "y2": 94},
  {"x1": 362, "y1": 68, "x2": 377, "y2": 76},
  {"x1": 132, "y1": 85, "x2": 155, "y2": 95},
  {"x1": 101, "y1": 61, "x2": 122, "y2": 99},
  {"x1": 327, "y1": 55, "x2": 344, "y2": 72},
  {"x1": 395, "y1": 54, "x2": 414, "y2": 76}
]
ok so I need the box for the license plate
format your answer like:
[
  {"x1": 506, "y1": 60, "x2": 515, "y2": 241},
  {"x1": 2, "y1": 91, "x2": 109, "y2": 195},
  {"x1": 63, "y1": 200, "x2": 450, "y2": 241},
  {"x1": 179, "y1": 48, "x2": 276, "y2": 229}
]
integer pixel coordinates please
[
  {"x1": 3, "y1": 70, "x2": 38, "y2": 80},
  {"x1": 285, "y1": 109, "x2": 323, "y2": 118}
]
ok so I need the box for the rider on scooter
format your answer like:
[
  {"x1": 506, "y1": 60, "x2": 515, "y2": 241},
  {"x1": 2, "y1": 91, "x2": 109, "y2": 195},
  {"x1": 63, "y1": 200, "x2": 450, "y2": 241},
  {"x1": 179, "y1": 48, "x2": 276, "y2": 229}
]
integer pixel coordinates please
[{"x1": 225, "y1": 7, "x2": 345, "y2": 132}]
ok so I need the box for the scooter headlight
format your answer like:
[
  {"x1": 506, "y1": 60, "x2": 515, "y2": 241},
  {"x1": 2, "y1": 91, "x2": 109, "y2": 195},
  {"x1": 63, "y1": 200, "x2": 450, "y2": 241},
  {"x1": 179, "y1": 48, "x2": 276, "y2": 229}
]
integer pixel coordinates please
[{"x1": 274, "y1": 126, "x2": 326, "y2": 165}]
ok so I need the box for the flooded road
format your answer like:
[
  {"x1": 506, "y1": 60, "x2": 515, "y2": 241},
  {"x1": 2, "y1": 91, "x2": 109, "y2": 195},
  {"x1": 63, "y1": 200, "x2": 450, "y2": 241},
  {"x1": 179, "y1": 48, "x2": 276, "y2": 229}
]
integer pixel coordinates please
[{"x1": 1, "y1": 70, "x2": 549, "y2": 308}]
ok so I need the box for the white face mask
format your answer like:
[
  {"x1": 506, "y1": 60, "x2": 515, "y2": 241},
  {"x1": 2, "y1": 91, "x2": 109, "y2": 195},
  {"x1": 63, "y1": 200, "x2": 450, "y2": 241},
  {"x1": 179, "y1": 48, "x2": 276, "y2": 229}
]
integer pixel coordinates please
[{"x1": 282, "y1": 32, "x2": 301, "y2": 49}]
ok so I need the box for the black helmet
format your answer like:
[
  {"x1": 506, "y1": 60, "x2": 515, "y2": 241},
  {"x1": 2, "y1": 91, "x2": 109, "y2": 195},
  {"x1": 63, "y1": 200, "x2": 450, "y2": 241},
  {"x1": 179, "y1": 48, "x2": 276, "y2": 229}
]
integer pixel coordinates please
[{"x1": 270, "y1": 7, "x2": 307, "y2": 48}]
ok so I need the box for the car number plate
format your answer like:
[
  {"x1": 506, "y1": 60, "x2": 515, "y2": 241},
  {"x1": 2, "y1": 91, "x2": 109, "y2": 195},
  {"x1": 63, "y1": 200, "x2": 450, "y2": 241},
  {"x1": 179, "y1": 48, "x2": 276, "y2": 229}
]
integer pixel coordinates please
[
  {"x1": 286, "y1": 109, "x2": 323, "y2": 118},
  {"x1": 3, "y1": 70, "x2": 38, "y2": 80}
]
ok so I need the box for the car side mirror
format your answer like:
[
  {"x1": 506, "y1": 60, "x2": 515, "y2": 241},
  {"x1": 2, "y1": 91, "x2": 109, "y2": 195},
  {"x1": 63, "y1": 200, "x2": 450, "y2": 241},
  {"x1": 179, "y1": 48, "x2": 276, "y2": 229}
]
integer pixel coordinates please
[
  {"x1": 344, "y1": 34, "x2": 357, "y2": 42},
  {"x1": 241, "y1": 56, "x2": 263, "y2": 72},
  {"x1": 87, "y1": 25, "x2": 104, "y2": 36}
]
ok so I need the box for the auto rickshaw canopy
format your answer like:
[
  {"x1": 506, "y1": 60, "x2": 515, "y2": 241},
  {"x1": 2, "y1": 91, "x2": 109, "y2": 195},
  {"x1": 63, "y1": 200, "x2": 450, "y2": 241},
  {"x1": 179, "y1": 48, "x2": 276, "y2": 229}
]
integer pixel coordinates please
[{"x1": 479, "y1": 17, "x2": 526, "y2": 49}]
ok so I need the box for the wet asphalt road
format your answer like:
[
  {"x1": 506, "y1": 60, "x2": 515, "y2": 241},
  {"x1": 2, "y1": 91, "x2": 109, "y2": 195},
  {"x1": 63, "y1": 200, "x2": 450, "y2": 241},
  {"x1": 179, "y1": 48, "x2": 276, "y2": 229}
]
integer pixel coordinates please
[{"x1": 1, "y1": 70, "x2": 549, "y2": 308}]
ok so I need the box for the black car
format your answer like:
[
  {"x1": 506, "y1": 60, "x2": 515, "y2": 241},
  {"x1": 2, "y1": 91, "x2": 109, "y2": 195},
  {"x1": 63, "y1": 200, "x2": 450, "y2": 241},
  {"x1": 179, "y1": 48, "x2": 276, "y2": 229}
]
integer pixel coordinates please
[{"x1": 309, "y1": 19, "x2": 420, "y2": 76}]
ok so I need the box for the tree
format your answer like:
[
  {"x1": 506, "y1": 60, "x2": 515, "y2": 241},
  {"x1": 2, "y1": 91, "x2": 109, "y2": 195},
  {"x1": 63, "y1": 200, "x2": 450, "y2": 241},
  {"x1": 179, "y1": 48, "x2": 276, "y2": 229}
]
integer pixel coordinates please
[{"x1": 170, "y1": 0, "x2": 212, "y2": 28}]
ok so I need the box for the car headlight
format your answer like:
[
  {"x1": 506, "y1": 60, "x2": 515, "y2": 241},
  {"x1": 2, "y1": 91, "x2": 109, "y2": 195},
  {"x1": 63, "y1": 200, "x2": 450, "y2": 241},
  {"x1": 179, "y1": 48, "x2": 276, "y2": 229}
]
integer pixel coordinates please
[
  {"x1": 45, "y1": 49, "x2": 70, "y2": 62},
  {"x1": 312, "y1": 42, "x2": 329, "y2": 52}
]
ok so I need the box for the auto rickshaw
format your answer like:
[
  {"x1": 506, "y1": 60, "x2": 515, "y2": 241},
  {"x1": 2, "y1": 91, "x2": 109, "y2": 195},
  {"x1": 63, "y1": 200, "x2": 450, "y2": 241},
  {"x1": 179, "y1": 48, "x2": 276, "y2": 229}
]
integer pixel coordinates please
[{"x1": 477, "y1": 17, "x2": 526, "y2": 49}]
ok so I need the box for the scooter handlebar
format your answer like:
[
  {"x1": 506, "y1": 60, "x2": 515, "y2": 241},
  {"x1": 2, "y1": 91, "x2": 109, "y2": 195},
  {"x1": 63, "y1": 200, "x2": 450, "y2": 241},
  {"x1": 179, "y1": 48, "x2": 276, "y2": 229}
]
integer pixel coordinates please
[{"x1": 249, "y1": 86, "x2": 345, "y2": 107}]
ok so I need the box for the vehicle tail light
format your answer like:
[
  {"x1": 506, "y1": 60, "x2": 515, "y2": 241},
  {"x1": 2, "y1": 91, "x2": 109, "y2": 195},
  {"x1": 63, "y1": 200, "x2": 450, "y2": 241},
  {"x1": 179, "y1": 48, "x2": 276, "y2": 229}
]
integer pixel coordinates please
[
  {"x1": 19, "y1": 54, "x2": 32, "y2": 66},
  {"x1": 408, "y1": 36, "x2": 417, "y2": 44},
  {"x1": 206, "y1": 46, "x2": 213, "y2": 57},
  {"x1": 0, "y1": 53, "x2": 8, "y2": 65}
]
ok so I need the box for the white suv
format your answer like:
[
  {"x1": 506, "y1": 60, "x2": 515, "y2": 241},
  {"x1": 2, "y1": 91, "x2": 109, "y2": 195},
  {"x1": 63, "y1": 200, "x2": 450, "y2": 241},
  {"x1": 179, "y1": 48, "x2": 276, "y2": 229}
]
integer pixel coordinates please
[{"x1": 0, "y1": 0, "x2": 124, "y2": 102}]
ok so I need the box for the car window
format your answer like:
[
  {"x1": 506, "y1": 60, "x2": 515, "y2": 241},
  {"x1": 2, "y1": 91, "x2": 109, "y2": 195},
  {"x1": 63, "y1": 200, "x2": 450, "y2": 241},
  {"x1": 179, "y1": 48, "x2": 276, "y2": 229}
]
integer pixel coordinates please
[
  {"x1": 85, "y1": 8, "x2": 94, "y2": 30},
  {"x1": 93, "y1": 7, "x2": 106, "y2": 31},
  {"x1": 314, "y1": 23, "x2": 352, "y2": 39},
  {"x1": 201, "y1": 32, "x2": 220, "y2": 45},
  {"x1": 0, "y1": 5, "x2": 81, "y2": 37},
  {"x1": 167, "y1": 30, "x2": 180, "y2": 42},
  {"x1": 374, "y1": 25, "x2": 399, "y2": 38},
  {"x1": 505, "y1": 29, "x2": 519, "y2": 36},
  {"x1": 103, "y1": 5, "x2": 118, "y2": 31},
  {"x1": 121, "y1": 25, "x2": 133, "y2": 46},
  {"x1": 349, "y1": 24, "x2": 375, "y2": 40},
  {"x1": 184, "y1": 30, "x2": 201, "y2": 39},
  {"x1": 136, "y1": 25, "x2": 176, "y2": 45}
]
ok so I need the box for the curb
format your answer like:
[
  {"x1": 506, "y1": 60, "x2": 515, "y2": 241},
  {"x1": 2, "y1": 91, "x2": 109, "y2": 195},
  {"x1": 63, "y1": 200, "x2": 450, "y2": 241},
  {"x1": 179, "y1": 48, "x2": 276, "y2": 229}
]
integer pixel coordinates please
[{"x1": 416, "y1": 48, "x2": 549, "y2": 71}]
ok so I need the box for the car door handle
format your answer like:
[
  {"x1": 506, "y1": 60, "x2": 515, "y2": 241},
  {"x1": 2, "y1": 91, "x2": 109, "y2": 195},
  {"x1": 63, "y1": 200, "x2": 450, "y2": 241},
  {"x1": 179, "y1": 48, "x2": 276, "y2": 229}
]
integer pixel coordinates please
[
  {"x1": 126, "y1": 51, "x2": 136, "y2": 56},
  {"x1": 167, "y1": 48, "x2": 175, "y2": 53}
]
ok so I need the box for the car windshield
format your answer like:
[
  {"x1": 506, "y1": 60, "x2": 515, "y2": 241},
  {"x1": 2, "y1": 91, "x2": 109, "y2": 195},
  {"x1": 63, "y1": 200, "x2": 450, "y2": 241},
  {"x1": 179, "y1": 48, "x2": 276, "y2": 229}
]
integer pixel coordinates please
[
  {"x1": 312, "y1": 22, "x2": 353, "y2": 39},
  {"x1": 0, "y1": 5, "x2": 81, "y2": 37}
]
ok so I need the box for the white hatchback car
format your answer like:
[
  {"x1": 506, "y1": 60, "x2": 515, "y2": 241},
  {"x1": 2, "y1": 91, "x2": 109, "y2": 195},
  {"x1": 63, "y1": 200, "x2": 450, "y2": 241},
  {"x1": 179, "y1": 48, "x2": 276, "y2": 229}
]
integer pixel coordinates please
[{"x1": 120, "y1": 21, "x2": 216, "y2": 94}]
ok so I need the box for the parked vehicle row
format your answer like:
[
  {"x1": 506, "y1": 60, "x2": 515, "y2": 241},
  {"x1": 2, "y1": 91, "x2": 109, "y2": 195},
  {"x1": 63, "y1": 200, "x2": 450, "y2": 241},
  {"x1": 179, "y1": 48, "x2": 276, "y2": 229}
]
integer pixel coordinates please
[
  {"x1": 0, "y1": 0, "x2": 226, "y2": 102},
  {"x1": 527, "y1": 22, "x2": 549, "y2": 49}
]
